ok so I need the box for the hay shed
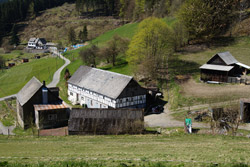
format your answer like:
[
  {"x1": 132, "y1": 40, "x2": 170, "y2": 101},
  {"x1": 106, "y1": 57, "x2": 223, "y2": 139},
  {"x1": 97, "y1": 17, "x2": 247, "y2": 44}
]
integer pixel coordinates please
[{"x1": 68, "y1": 108, "x2": 144, "y2": 135}]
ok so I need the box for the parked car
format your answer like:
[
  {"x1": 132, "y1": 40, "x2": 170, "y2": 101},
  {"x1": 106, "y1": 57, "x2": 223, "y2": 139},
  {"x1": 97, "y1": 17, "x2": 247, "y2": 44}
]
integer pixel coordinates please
[{"x1": 151, "y1": 105, "x2": 164, "y2": 114}]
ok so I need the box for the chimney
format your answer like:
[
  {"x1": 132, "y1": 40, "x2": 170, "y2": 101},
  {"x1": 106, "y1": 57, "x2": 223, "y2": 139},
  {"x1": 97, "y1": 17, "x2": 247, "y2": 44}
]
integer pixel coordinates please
[{"x1": 42, "y1": 81, "x2": 48, "y2": 104}]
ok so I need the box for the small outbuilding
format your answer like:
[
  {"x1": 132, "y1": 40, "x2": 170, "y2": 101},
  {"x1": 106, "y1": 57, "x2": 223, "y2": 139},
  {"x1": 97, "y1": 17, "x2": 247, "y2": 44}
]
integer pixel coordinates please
[
  {"x1": 16, "y1": 77, "x2": 69, "y2": 129},
  {"x1": 8, "y1": 63, "x2": 15, "y2": 68},
  {"x1": 68, "y1": 108, "x2": 144, "y2": 135},
  {"x1": 22, "y1": 58, "x2": 29, "y2": 63},
  {"x1": 200, "y1": 52, "x2": 250, "y2": 83}
]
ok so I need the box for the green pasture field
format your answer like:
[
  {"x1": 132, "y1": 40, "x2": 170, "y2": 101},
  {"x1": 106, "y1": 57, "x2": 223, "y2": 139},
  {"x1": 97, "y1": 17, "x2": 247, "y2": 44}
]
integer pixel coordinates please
[
  {"x1": 0, "y1": 132, "x2": 250, "y2": 166},
  {"x1": 0, "y1": 57, "x2": 64, "y2": 98}
]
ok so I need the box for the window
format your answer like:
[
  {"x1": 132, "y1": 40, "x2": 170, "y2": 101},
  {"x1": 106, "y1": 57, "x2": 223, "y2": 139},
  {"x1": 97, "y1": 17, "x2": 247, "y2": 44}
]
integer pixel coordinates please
[
  {"x1": 70, "y1": 92, "x2": 73, "y2": 96},
  {"x1": 91, "y1": 100, "x2": 93, "y2": 106},
  {"x1": 81, "y1": 96, "x2": 85, "y2": 100},
  {"x1": 48, "y1": 114, "x2": 57, "y2": 121}
]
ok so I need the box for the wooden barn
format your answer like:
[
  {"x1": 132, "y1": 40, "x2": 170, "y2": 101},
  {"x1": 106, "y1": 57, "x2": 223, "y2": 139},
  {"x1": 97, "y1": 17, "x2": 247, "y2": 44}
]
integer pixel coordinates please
[
  {"x1": 68, "y1": 66, "x2": 147, "y2": 109},
  {"x1": 68, "y1": 108, "x2": 144, "y2": 135},
  {"x1": 200, "y1": 52, "x2": 250, "y2": 83},
  {"x1": 16, "y1": 77, "x2": 69, "y2": 129}
]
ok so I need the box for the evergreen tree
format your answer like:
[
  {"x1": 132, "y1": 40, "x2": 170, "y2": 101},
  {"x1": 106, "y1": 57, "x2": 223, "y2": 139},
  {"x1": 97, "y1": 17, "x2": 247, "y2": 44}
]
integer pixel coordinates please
[
  {"x1": 68, "y1": 27, "x2": 76, "y2": 45},
  {"x1": 9, "y1": 24, "x2": 20, "y2": 46},
  {"x1": 78, "y1": 25, "x2": 88, "y2": 42},
  {"x1": 82, "y1": 25, "x2": 88, "y2": 42}
]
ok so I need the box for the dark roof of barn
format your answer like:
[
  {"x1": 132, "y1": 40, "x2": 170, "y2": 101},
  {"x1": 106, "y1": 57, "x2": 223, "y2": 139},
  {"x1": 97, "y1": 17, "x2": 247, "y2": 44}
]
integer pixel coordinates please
[
  {"x1": 214, "y1": 52, "x2": 238, "y2": 65},
  {"x1": 70, "y1": 108, "x2": 143, "y2": 119},
  {"x1": 68, "y1": 66, "x2": 133, "y2": 99},
  {"x1": 17, "y1": 77, "x2": 43, "y2": 106}
]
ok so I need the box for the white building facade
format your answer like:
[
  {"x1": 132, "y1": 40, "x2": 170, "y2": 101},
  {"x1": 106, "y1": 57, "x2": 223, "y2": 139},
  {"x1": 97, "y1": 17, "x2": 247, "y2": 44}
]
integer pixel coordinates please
[{"x1": 68, "y1": 66, "x2": 147, "y2": 109}]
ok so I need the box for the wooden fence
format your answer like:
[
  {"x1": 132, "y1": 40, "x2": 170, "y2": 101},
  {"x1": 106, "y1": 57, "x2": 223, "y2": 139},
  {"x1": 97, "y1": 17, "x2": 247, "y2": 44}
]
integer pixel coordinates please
[{"x1": 227, "y1": 77, "x2": 250, "y2": 84}]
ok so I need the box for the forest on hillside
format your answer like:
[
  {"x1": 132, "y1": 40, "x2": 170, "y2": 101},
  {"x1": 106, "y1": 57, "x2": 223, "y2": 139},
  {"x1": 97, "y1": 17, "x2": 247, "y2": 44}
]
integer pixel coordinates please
[
  {"x1": 1, "y1": 0, "x2": 250, "y2": 45},
  {"x1": 0, "y1": 0, "x2": 75, "y2": 42}
]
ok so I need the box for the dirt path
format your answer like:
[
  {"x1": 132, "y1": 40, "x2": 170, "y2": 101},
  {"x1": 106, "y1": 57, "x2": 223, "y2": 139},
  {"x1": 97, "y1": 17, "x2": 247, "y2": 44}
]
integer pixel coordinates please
[
  {"x1": 47, "y1": 50, "x2": 71, "y2": 88},
  {"x1": 0, "y1": 94, "x2": 16, "y2": 102},
  {"x1": 145, "y1": 102, "x2": 250, "y2": 131},
  {"x1": 145, "y1": 104, "x2": 209, "y2": 128}
]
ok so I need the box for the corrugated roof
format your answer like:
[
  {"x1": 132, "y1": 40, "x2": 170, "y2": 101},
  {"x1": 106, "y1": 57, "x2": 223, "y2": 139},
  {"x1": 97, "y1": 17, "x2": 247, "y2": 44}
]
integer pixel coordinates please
[
  {"x1": 17, "y1": 77, "x2": 43, "y2": 106},
  {"x1": 200, "y1": 64, "x2": 234, "y2": 71},
  {"x1": 68, "y1": 66, "x2": 133, "y2": 99},
  {"x1": 217, "y1": 52, "x2": 238, "y2": 65},
  {"x1": 236, "y1": 62, "x2": 250, "y2": 69},
  {"x1": 34, "y1": 103, "x2": 68, "y2": 111}
]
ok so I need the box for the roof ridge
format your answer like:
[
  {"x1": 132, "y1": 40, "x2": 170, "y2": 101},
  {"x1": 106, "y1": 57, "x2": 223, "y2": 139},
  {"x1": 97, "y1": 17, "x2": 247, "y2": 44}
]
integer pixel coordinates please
[{"x1": 83, "y1": 65, "x2": 133, "y2": 79}]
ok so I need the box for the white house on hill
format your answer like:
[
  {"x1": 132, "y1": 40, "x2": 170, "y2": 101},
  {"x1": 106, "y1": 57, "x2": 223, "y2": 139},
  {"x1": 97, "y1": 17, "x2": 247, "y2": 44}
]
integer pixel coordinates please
[
  {"x1": 27, "y1": 38, "x2": 47, "y2": 49},
  {"x1": 67, "y1": 66, "x2": 147, "y2": 109}
]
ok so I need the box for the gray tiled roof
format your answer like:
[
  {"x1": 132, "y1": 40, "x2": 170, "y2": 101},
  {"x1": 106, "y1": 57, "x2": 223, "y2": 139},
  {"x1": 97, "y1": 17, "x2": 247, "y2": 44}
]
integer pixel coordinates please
[
  {"x1": 17, "y1": 77, "x2": 43, "y2": 106},
  {"x1": 217, "y1": 51, "x2": 238, "y2": 65},
  {"x1": 68, "y1": 66, "x2": 133, "y2": 99},
  {"x1": 200, "y1": 64, "x2": 234, "y2": 72},
  {"x1": 28, "y1": 38, "x2": 36, "y2": 42}
]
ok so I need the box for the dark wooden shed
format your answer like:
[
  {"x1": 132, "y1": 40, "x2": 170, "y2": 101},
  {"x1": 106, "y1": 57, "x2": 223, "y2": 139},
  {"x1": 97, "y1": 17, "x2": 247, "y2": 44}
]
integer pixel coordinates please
[
  {"x1": 22, "y1": 58, "x2": 29, "y2": 63},
  {"x1": 16, "y1": 77, "x2": 68, "y2": 129},
  {"x1": 8, "y1": 63, "x2": 15, "y2": 68},
  {"x1": 68, "y1": 108, "x2": 144, "y2": 135},
  {"x1": 34, "y1": 103, "x2": 69, "y2": 129}
]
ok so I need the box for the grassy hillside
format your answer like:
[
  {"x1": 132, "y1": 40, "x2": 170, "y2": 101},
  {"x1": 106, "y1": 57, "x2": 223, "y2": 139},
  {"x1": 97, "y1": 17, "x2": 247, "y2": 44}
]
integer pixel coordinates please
[
  {"x1": 1, "y1": 132, "x2": 250, "y2": 166},
  {"x1": 167, "y1": 37, "x2": 250, "y2": 109},
  {"x1": 18, "y1": 3, "x2": 123, "y2": 46},
  {"x1": 0, "y1": 57, "x2": 64, "y2": 98}
]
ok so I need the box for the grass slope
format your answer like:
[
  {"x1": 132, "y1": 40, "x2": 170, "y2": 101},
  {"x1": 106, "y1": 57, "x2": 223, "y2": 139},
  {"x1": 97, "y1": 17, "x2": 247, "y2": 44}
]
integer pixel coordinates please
[
  {"x1": 0, "y1": 133, "x2": 250, "y2": 166},
  {"x1": 0, "y1": 57, "x2": 64, "y2": 98},
  {"x1": 168, "y1": 37, "x2": 250, "y2": 109},
  {"x1": 59, "y1": 23, "x2": 139, "y2": 102}
]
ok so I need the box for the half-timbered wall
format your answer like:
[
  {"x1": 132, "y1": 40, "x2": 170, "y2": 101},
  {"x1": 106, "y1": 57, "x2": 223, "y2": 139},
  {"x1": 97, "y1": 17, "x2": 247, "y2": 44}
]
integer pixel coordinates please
[{"x1": 68, "y1": 83, "x2": 146, "y2": 109}]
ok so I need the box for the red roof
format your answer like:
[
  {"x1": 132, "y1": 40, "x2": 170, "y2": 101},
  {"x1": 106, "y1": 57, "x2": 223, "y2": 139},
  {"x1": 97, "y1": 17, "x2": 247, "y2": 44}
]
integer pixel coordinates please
[{"x1": 34, "y1": 103, "x2": 68, "y2": 111}]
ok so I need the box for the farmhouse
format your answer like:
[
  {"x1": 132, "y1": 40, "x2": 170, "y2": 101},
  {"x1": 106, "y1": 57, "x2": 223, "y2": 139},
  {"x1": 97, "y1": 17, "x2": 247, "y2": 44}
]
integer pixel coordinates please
[
  {"x1": 68, "y1": 66, "x2": 147, "y2": 109},
  {"x1": 16, "y1": 77, "x2": 69, "y2": 129},
  {"x1": 68, "y1": 108, "x2": 144, "y2": 135},
  {"x1": 27, "y1": 38, "x2": 47, "y2": 50},
  {"x1": 200, "y1": 51, "x2": 250, "y2": 83}
]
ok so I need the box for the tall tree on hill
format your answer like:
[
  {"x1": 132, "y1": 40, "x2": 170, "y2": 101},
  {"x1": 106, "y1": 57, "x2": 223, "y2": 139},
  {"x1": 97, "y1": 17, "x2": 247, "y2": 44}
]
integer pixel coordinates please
[
  {"x1": 0, "y1": 55, "x2": 5, "y2": 71},
  {"x1": 80, "y1": 44, "x2": 99, "y2": 67},
  {"x1": 79, "y1": 25, "x2": 88, "y2": 42},
  {"x1": 101, "y1": 35, "x2": 129, "y2": 66},
  {"x1": 127, "y1": 17, "x2": 174, "y2": 80},
  {"x1": 9, "y1": 24, "x2": 20, "y2": 46},
  {"x1": 178, "y1": 0, "x2": 237, "y2": 41},
  {"x1": 68, "y1": 27, "x2": 76, "y2": 45}
]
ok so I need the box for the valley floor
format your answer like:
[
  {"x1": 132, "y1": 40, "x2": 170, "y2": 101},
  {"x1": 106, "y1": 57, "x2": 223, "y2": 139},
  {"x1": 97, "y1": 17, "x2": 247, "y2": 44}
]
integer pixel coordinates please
[{"x1": 0, "y1": 133, "x2": 250, "y2": 167}]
